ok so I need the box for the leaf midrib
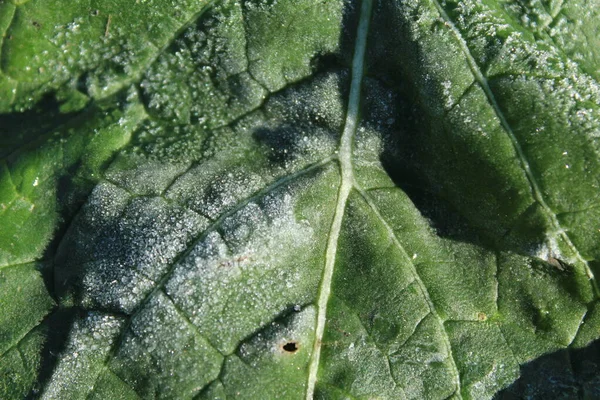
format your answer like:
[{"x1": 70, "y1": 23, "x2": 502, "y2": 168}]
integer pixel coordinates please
[{"x1": 304, "y1": 1, "x2": 372, "y2": 398}]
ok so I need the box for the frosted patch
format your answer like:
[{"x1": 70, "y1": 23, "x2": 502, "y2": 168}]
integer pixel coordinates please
[
  {"x1": 160, "y1": 72, "x2": 344, "y2": 216},
  {"x1": 57, "y1": 188, "x2": 208, "y2": 313},
  {"x1": 166, "y1": 159, "x2": 267, "y2": 219},
  {"x1": 41, "y1": 313, "x2": 124, "y2": 400},
  {"x1": 109, "y1": 291, "x2": 223, "y2": 399},
  {"x1": 56, "y1": 182, "x2": 131, "y2": 266},
  {"x1": 218, "y1": 202, "x2": 266, "y2": 251},
  {"x1": 164, "y1": 229, "x2": 235, "y2": 318},
  {"x1": 77, "y1": 260, "x2": 155, "y2": 313},
  {"x1": 83, "y1": 182, "x2": 132, "y2": 220},
  {"x1": 220, "y1": 190, "x2": 313, "y2": 258},
  {"x1": 533, "y1": 234, "x2": 570, "y2": 267},
  {"x1": 104, "y1": 153, "x2": 191, "y2": 195},
  {"x1": 140, "y1": 0, "x2": 266, "y2": 126},
  {"x1": 250, "y1": 71, "x2": 344, "y2": 166},
  {"x1": 129, "y1": 119, "x2": 210, "y2": 162},
  {"x1": 114, "y1": 198, "x2": 207, "y2": 281},
  {"x1": 264, "y1": 72, "x2": 345, "y2": 131},
  {"x1": 43, "y1": 17, "x2": 137, "y2": 93},
  {"x1": 198, "y1": 168, "x2": 266, "y2": 220},
  {"x1": 165, "y1": 176, "x2": 321, "y2": 353},
  {"x1": 493, "y1": 36, "x2": 566, "y2": 77}
]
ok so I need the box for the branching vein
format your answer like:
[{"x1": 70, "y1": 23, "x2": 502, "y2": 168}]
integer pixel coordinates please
[
  {"x1": 84, "y1": 156, "x2": 335, "y2": 398},
  {"x1": 430, "y1": 0, "x2": 599, "y2": 297},
  {"x1": 356, "y1": 187, "x2": 463, "y2": 397},
  {"x1": 305, "y1": 0, "x2": 372, "y2": 398}
]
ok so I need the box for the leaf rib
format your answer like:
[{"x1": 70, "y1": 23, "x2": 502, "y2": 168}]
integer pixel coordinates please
[
  {"x1": 429, "y1": 0, "x2": 599, "y2": 297},
  {"x1": 0, "y1": 320, "x2": 45, "y2": 359},
  {"x1": 305, "y1": 1, "x2": 373, "y2": 397},
  {"x1": 161, "y1": 289, "x2": 225, "y2": 357},
  {"x1": 0, "y1": 2, "x2": 17, "y2": 79},
  {"x1": 85, "y1": 369, "x2": 142, "y2": 400},
  {"x1": 394, "y1": 310, "x2": 432, "y2": 352},
  {"x1": 90, "y1": 0, "x2": 219, "y2": 102},
  {"x1": 84, "y1": 156, "x2": 334, "y2": 385},
  {"x1": 333, "y1": 294, "x2": 400, "y2": 388},
  {"x1": 356, "y1": 186, "x2": 463, "y2": 397},
  {"x1": 511, "y1": 0, "x2": 600, "y2": 82},
  {"x1": 65, "y1": 156, "x2": 333, "y2": 398}
]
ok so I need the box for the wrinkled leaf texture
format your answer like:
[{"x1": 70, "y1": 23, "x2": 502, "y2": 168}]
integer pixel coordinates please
[{"x1": 1, "y1": 0, "x2": 600, "y2": 398}]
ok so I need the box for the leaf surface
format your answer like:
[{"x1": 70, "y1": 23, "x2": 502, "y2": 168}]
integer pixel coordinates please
[{"x1": 1, "y1": 0, "x2": 600, "y2": 398}]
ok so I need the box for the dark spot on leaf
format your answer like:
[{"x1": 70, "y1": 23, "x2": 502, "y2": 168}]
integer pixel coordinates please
[{"x1": 282, "y1": 341, "x2": 299, "y2": 353}]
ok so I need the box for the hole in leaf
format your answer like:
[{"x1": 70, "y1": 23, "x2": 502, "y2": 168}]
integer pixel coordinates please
[{"x1": 282, "y1": 341, "x2": 299, "y2": 353}]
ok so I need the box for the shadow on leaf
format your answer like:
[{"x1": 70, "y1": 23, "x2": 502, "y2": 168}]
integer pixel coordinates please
[{"x1": 494, "y1": 339, "x2": 600, "y2": 399}]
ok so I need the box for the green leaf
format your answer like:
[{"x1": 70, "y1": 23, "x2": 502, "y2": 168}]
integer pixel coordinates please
[{"x1": 1, "y1": 0, "x2": 600, "y2": 398}]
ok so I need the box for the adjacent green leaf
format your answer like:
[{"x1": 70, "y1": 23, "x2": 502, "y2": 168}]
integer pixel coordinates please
[{"x1": 1, "y1": 0, "x2": 600, "y2": 398}]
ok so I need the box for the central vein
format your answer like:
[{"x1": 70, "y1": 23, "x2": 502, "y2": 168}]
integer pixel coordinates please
[{"x1": 305, "y1": 1, "x2": 373, "y2": 398}]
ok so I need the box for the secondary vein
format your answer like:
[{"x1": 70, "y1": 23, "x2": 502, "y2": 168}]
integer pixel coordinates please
[
  {"x1": 305, "y1": 1, "x2": 373, "y2": 398},
  {"x1": 430, "y1": 0, "x2": 599, "y2": 297},
  {"x1": 356, "y1": 186, "x2": 463, "y2": 396}
]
